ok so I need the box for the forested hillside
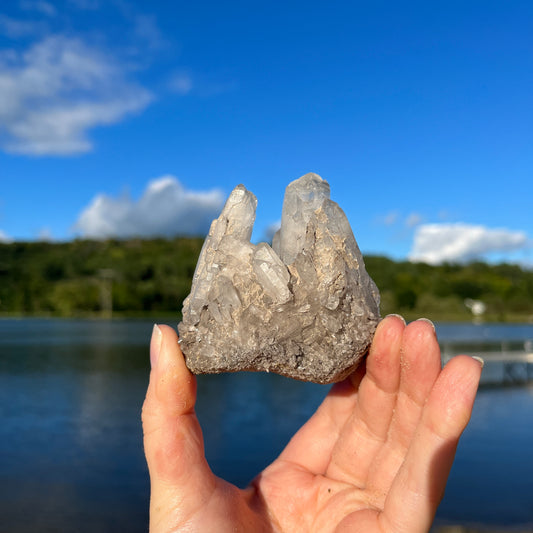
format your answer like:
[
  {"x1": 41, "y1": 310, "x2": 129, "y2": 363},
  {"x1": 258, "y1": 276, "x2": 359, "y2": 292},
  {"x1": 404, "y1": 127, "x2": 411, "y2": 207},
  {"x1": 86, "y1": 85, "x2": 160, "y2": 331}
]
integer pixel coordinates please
[
  {"x1": 364, "y1": 256, "x2": 533, "y2": 321},
  {"x1": 0, "y1": 238, "x2": 203, "y2": 317},
  {"x1": 1, "y1": 239, "x2": 532, "y2": 321}
]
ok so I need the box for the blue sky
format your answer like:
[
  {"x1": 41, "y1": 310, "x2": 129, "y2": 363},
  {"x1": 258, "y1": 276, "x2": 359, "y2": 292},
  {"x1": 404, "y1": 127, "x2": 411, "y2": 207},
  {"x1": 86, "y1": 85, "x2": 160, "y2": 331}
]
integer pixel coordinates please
[{"x1": 0, "y1": 0, "x2": 531, "y2": 265}]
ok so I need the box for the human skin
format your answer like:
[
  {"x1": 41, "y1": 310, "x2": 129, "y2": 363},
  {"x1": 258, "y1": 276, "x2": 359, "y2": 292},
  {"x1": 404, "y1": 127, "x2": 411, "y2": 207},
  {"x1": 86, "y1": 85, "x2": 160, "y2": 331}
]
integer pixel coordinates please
[{"x1": 142, "y1": 315, "x2": 483, "y2": 532}]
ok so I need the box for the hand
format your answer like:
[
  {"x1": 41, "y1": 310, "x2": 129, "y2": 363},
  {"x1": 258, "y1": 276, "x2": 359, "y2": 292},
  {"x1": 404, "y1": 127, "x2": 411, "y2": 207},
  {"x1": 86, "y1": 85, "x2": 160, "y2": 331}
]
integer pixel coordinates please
[{"x1": 142, "y1": 315, "x2": 482, "y2": 532}]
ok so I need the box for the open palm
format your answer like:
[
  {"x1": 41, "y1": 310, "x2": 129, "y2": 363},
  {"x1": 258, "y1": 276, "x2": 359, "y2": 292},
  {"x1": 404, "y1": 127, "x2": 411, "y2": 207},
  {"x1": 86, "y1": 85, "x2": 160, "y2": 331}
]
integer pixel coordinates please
[{"x1": 142, "y1": 315, "x2": 482, "y2": 532}]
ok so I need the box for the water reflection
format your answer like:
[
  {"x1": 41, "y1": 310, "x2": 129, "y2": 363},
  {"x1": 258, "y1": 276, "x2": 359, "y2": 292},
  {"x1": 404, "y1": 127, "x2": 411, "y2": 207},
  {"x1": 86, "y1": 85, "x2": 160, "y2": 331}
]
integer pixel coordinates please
[
  {"x1": 436, "y1": 384, "x2": 533, "y2": 527},
  {"x1": 197, "y1": 372, "x2": 327, "y2": 486},
  {"x1": 0, "y1": 319, "x2": 152, "y2": 533},
  {"x1": 1, "y1": 318, "x2": 532, "y2": 531}
]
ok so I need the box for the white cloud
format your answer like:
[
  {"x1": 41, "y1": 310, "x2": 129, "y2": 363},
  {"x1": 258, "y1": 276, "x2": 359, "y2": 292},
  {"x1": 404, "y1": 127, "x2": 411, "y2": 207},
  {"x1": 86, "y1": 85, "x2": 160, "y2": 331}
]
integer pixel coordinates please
[
  {"x1": 0, "y1": 14, "x2": 46, "y2": 38},
  {"x1": 168, "y1": 73, "x2": 193, "y2": 95},
  {"x1": 405, "y1": 212, "x2": 423, "y2": 228},
  {"x1": 0, "y1": 35, "x2": 153, "y2": 155},
  {"x1": 0, "y1": 229, "x2": 12, "y2": 243},
  {"x1": 37, "y1": 227, "x2": 53, "y2": 241},
  {"x1": 263, "y1": 220, "x2": 281, "y2": 242},
  {"x1": 67, "y1": 0, "x2": 100, "y2": 9},
  {"x1": 379, "y1": 211, "x2": 399, "y2": 226},
  {"x1": 74, "y1": 176, "x2": 225, "y2": 238},
  {"x1": 409, "y1": 223, "x2": 530, "y2": 265},
  {"x1": 379, "y1": 210, "x2": 423, "y2": 228},
  {"x1": 132, "y1": 14, "x2": 167, "y2": 50},
  {"x1": 20, "y1": 1, "x2": 57, "y2": 16},
  {"x1": 167, "y1": 70, "x2": 238, "y2": 98}
]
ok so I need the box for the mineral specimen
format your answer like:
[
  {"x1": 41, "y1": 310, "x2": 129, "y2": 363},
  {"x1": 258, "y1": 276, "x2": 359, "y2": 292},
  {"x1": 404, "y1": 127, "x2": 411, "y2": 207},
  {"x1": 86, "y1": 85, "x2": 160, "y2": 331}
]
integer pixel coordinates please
[{"x1": 178, "y1": 173, "x2": 380, "y2": 384}]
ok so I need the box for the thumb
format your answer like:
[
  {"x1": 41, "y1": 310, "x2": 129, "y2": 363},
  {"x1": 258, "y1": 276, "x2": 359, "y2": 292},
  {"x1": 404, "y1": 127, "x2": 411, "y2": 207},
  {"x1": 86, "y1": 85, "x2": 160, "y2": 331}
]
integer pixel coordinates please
[{"x1": 142, "y1": 325, "x2": 216, "y2": 526}]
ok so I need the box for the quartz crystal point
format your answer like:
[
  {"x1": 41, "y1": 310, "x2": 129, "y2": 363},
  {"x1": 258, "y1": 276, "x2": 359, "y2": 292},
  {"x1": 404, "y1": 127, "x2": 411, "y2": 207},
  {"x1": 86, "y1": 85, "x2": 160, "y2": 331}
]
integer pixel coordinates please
[{"x1": 178, "y1": 173, "x2": 380, "y2": 384}]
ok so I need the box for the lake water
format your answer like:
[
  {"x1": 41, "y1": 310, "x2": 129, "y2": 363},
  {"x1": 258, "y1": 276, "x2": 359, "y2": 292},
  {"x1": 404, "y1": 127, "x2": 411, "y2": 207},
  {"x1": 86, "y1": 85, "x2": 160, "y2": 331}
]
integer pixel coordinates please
[{"x1": 1, "y1": 318, "x2": 532, "y2": 532}]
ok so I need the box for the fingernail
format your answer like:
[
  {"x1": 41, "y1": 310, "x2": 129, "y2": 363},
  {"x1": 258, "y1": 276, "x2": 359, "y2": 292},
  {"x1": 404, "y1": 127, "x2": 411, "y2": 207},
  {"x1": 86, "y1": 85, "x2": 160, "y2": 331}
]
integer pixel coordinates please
[
  {"x1": 471, "y1": 355, "x2": 485, "y2": 369},
  {"x1": 150, "y1": 324, "x2": 162, "y2": 368},
  {"x1": 385, "y1": 314, "x2": 406, "y2": 325},
  {"x1": 416, "y1": 317, "x2": 436, "y2": 333}
]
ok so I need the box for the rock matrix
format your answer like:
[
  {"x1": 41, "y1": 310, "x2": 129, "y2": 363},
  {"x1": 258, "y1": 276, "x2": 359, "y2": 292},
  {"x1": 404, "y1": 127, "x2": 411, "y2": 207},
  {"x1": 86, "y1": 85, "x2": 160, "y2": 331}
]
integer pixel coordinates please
[{"x1": 178, "y1": 173, "x2": 380, "y2": 384}]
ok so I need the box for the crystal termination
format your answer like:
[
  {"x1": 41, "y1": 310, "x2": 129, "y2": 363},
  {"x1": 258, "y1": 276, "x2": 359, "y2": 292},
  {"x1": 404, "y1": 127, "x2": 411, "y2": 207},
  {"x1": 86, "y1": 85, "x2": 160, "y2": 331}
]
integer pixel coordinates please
[{"x1": 178, "y1": 173, "x2": 380, "y2": 384}]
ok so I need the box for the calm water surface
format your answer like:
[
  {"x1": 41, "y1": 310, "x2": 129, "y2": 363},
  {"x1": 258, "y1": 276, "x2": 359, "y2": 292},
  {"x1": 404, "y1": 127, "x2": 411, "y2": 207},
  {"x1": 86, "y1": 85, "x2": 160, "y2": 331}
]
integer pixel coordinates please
[{"x1": 1, "y1": 318, "x2": 532, "y2": 532}]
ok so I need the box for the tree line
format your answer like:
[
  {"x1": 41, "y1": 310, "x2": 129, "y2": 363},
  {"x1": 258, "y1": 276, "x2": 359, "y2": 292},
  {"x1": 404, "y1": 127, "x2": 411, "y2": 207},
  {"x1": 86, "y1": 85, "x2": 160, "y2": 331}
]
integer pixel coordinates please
[{"x1": 0, "y1": 238, "x2": 532, "y2": 321}]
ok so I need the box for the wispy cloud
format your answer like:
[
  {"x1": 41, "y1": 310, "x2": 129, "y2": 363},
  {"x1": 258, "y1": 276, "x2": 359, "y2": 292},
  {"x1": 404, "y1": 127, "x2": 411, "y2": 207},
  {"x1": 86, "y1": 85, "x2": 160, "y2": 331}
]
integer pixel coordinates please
[
  {"x1": 378, "y1": 210, "x2": 423, "y2": 228},
  {"x1": 263, "y1": 220, "x2": 281, "y2": 243},
  {"x1": 0, "y1": 229, "x2": 12, "y2": 243},
  {"x1": 74, "y1": 176, "x2": 225, "y2": 238},
  {"x1": 0, "y1": 3, "x2": 233, "y2": 156},
  {"x1": 0, "y1": 35, "x2": 153, "y2": 155},
  {"x1": 0, "y1": 14, "x2": 47, "y2": 38},
  {"x1": 378, "y1": 211, "x2": 399, "y2": 226},
  {"x1": 20, "y1": 0, "x2": 57, "y2": 17},
  {"x1": 131, "y1": 13, "x2": 167, "y2": 50},
  {"x1": 409, "y1": 223, "x2": 530, "y2": 265},
  {"x1": 168, "y1": 72, "x2": 194, "y2": 95},
  {"x1": 37, "y1": 227, "x2": 53, "y2": 241},
  {"x1": 66, "y1": 0, "x2": 100, "y2": 9},
  {"x1": 405, "y1": 212, "x2": 423, "y2": 228},
  {"x1": 167, "y1": 70, "x2": 237, "y2": 98}
]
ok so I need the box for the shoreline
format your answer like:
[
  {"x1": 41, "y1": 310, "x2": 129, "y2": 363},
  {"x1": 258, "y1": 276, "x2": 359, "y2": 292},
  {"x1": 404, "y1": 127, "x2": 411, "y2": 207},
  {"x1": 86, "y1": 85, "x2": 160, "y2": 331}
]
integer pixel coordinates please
[
  {"x1": 1, "y1": 311, "x2": 532, "y2": 324},
  {"x1": 433, "y1": 527, "x2": 533, "y2": 533}
]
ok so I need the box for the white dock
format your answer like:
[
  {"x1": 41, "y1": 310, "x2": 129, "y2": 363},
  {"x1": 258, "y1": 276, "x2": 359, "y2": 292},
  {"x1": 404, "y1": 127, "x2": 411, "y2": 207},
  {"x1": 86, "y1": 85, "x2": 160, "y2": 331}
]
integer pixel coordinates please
[{"x1": 441, "y1": 346, "x2": 533, "y2": 386}]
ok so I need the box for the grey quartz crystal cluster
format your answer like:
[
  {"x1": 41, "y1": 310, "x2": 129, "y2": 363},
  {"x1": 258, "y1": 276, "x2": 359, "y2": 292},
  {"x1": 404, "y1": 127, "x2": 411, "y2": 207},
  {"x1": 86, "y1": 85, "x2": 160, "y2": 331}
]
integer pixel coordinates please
[{"x1": 178, "y1": 173, "x2": 380, "y2": 384}]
